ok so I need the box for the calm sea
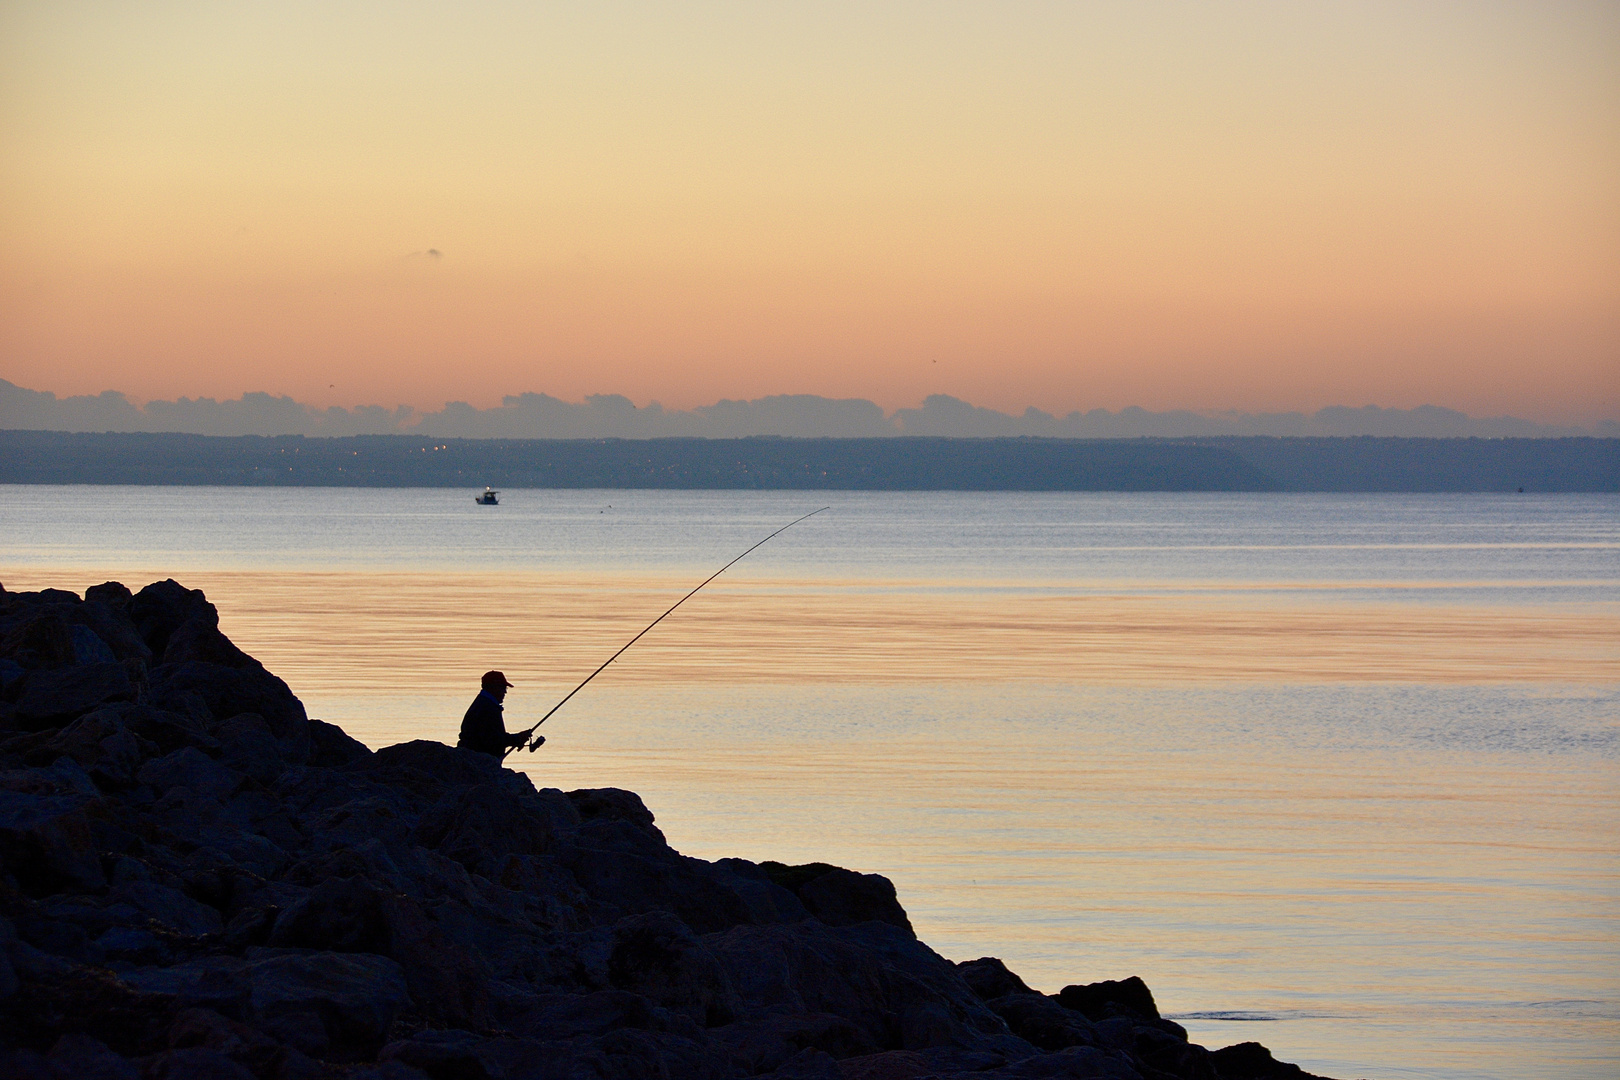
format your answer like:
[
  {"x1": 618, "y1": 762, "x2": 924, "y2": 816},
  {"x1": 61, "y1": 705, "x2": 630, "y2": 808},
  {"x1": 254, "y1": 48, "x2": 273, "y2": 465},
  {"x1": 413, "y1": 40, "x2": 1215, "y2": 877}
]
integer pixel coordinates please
[{"x1": 4, "y1": 486, "x2": 1617, "y2": 1080}]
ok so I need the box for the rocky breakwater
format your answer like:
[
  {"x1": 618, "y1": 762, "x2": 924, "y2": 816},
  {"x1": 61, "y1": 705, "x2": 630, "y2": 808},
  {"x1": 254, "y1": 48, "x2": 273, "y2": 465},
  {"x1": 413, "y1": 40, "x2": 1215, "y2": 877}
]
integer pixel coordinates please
[{"x1": 0, "y1": 579, "x2": 1350, "y2": 1080}]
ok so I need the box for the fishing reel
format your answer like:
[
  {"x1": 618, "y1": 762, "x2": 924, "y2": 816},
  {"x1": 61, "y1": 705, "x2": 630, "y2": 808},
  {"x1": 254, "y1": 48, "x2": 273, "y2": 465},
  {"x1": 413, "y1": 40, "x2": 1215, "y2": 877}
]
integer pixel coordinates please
[{"x1": 526, "y1": 734, "x2": 546, "y2": 753}]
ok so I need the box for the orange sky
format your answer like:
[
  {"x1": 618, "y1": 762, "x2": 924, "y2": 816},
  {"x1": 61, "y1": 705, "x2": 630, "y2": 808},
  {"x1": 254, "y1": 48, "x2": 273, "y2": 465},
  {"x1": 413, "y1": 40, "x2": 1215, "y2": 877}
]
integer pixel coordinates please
[{"x1": 2, "y1": 2, "x2": 1616, "y2": 422}]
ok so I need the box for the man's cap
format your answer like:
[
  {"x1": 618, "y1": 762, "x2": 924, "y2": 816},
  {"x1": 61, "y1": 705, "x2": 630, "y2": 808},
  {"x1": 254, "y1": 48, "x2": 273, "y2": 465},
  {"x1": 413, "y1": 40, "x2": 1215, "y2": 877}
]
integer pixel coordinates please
[{"x1": 482, "y1": 670, "x2": 514, "y2": 691}]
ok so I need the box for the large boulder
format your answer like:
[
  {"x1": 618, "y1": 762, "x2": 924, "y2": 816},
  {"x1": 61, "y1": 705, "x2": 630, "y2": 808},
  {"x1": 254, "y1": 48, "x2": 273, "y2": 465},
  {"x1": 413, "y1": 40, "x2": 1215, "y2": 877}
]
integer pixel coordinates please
[
  {"x1": 711, "y1": 1010, "x2": 879, "y2": 1072},
  {"x1": 147, "y1": 663, "x2": 308, "y2": 763},
  {"x1": 163, "y1": 1006, "x2": 296, "y2": 1080},
  {"x1": 568, "y1": 787, "x2": 664, "y2": 841},
  {"x1": 796, "y1": 867, "x2": 913, "y2": 935},
  {"x1": 42, "y1": 1032, "x2": 140, "y2": 1080},
  {"x1": 706, "y1": 918, "x2": 1025, "y2": 1056},
  {"x1": 507, "y1": 988, "x2": 690, "y2": 1041},
  {"x1": 214, "y1": 714, "x2": 286, "y2": 785},
  {"x1": 0, "y1": 785, "x2": 105, "y2": 895},
  {"x1": 269, "y1": 876, "x2": 491, "y2": 1027},
  {"x1": 307, "y1": 719, "x2": 372, "y2": 767},
  {"x1": 1210, "y1": 1041, "x2": 1336, "y2": 1080},
  {"x1": 759, "y1": 861, "x2": 914, "y2": 935},
  {"x1": 128, "y1": 581, "x2": 217, "y2": 661},
  {"x1": 414, "y1": 782, "x2": 555, "y2": 876},
  {"x1": 557, "y1": 832, "x2": 756, "y2": 934},
  {"x1": 137, "y1": 747, "x2": 243, "y2": 802},
  {"x1": 368, "y1": 740, "x2": 502, "y2": 787},
  {"x1": 0, "y1": 612, "x2": 76, "y2": 671},
  {"x1": 244, "y1": 952, "x2": 410, "y2": 1062},
  {"x1": 83, "y1": 582, "x2": 134, "y2": 609},
  {"x1": 985, "y1": 993, "x2": 1102, "y2": 1054},
  {"x1": 1057, "y1": 977, "x2": 1159, "y2": 1023},
  {"x1": 70, "y1": 600, "x2": 151, "y2": 664},
  {"x1": 109, "y1": 881, "x2": 225, "y2": 938},
  {"x1": 68, "y1": 624, "x2": 118, "y2": 666},
  {"x1": 44, "y1": 710, "x2": 154, "y2": 787},
  {"x1": 12, "y1": 663, "x2": 135, "y2": 730},
  {"x1": 605, "y1": 911, "x2": 737, "y2": 1027},
  {"x1": 957, "y1": 957, "x2": 1036, "y2": 1001},
  {"x1": 117, "y1": 705, "x2": 220, "y2": 756}
]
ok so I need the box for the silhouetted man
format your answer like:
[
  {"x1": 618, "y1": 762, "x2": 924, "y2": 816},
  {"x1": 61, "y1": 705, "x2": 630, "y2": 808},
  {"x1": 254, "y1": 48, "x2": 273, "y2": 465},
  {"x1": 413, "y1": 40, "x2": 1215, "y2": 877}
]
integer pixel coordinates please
[{"x1": 458, "y1": 670, "x2": 538, "y2": 758}]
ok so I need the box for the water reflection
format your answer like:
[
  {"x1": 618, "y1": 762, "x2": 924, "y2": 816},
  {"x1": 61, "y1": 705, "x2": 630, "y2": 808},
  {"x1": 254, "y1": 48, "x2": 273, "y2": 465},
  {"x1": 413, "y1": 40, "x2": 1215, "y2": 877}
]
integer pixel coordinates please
[{"x1": 30, "y1": 569, "x2": 1613, "y2": 693}]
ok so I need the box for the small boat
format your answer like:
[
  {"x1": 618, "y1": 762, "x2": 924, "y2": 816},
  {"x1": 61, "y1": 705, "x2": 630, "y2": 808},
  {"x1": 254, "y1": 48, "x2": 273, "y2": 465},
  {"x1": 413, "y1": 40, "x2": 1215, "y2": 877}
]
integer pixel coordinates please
[{"x1": 474, "y1": 487, "x2": 500, "y2": 505}]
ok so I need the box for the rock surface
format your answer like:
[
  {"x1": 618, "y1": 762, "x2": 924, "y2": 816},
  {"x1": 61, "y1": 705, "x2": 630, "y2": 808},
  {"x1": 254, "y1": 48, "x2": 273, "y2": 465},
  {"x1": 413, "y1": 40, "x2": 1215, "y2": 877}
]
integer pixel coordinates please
[{"x1": 0, "y1": 579, "x2": 1354, "y2": 1079}]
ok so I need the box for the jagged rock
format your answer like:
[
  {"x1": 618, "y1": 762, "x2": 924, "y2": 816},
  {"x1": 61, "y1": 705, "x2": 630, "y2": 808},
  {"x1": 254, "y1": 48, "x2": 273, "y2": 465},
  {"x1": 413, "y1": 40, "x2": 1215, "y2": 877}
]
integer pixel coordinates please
[
  {"x1": 795, "y1": 866, "x2": 914, "y2": 935},
  {"x1": 12, "y1": 663, "x2": 135, "y2": 730},
  {"x1": 118, "y1": 704, "x2": 220, "y2": 756},
  {"x1": 44, "y1": 711, "x2": 154, "y2": 788},
  {"x1": 712, "y1": 1010, "x2": 879, "y2": 1073},
  {"x1": 129, "y1": 580, "x2": 218, "y2": 660},
  {"x1": 110, "y1": 881, "x2": 225, "y2": 937},
  {"x1": 72, "y1": 600, "x2": 152, "y2": 664},
  {"x1": 0, "y1": 784, "x2": 106, "y2": 894},
  {"x1": 982, "y1": 1043, "x2": 1145, "y2": 1078},
  {"x1": 161, "y1": 621, "x2": 259, "y2": 670},
  {"x1": 558, "y1": 830, "x2": 756, "y2": 934},
  {"x1": 568, "y1": 787, "x2": 664, "y2": 839},
  {"x1": 120, "y1": 957, "x2": 254, "y2": 1019},
  {"x1": 44, "y1": 1032, "x2": 139, "y2": 1080},
  {"x1": 986, "y1": 993, "x2": 1102, "y2": 1053},
  {"x1": 142, "y1": 1045, "x2": 259, "y2": 1079},
  {"x1": 269, "y1": 876, "x2": 491, "y2": 1027},
  {"x1": 377, "y1": 1028, "x2": 497, "y2": 1080},
  {"x1": 706, "y1": 918, "x2": 1024, "y2": 1056},
  {"x1": 0, "y1": 917, "x2": 19, "y2": 1000},
  {"x1": 95, "y1": 926, "x2": 171, "y2": 966},
  {"x1": 768, "y1": 1047, "x2": 843, "y2": 1078},
  {"x1": 215, "y1": 714, "x2": 286, "y2": 785},
  {"x1": 414, "y1": 782, "x2": 555, "y2": 877},
  {"x1": 506, "y1": 988, "x2": 673, "y2": 1041},
  {"x1": 1131, "y1": 1027, "x2": 1215, "y2": 1080},
  {"x1": 1057, "y1": 977, "x2": 1159, "y2": 1022},
  {"x1": 1, "y1": 612, "x2": 76, "y2": 672},
  {"x1": 368, "y1": 740, "x2": 503, "y2": 787},
  {"x1": 147, "y1": 663, "x2": 309, "y2": 764},
  {"x1": 713, "y1": 859, "x2": 811, "y2": 925},
  {"x1": 166, "y1": 1006, "x2": 288, "y2": 1077},
  {"x1": 606, "y1": 910, "x2": 737, "y2": 1026},
  {"x1": 1210, "y1": 1041, "x2": 1334, "y2": 1080},
  {"x1": 307, "y1": 719, "x2": 371, "y2": 767},
  {"x1": 245, "y1": 951, "x2": 411, "y2": 1061},
  {"x1": 138, "y1": 746, "x2": 243, "y2": 801},
  {"x1": 0, "y1": 658, "x2": 25, "y2": 697},
  {"x1": 0, "y1": 963, "x2": 177, "y2": 1056},
  {"x1": 69, "y1": 624, "x2": 119, "y2": 666},
  {"x1": 836, "y1": 1049, "x2": 937, "y2": 1079},
  {"x1": 84, "y1": 582, "x2": 134, "y2": 610},
  {"x1": 351, "y1": 1063, "x2": 432, "y2": 1080},
  {"x1": 958, "y1": 957, "x2": 1036, "y2": 1000}
]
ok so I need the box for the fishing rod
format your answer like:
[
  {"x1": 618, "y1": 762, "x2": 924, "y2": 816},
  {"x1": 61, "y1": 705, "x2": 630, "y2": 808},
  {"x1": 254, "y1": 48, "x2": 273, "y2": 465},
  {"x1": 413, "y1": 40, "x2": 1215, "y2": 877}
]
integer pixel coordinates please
[{"x1": 504, "y1": 506, "x2": 830, "y2": 757}]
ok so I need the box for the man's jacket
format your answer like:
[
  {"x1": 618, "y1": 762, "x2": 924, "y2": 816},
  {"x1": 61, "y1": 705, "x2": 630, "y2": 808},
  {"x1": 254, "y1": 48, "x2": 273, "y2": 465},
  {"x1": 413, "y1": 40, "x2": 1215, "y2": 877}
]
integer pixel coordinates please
[{"x1": 458, "y1": 690, "x2": 513, "y2": 757}]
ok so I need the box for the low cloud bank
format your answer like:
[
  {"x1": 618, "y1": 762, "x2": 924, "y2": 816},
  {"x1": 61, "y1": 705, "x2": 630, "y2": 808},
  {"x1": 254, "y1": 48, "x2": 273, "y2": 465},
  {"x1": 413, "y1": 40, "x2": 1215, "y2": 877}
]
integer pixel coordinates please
[{"x1": 2, "y1": 379, "x2": 1610, "y2": 439}]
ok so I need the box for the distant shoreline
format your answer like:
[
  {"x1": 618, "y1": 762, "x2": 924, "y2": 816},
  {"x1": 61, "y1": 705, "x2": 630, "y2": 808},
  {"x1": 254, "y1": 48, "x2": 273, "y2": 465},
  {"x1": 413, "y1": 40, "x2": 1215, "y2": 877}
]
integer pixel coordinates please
[{"x1": 2, "y1": 429, "x2": 1616, "y2": 492}]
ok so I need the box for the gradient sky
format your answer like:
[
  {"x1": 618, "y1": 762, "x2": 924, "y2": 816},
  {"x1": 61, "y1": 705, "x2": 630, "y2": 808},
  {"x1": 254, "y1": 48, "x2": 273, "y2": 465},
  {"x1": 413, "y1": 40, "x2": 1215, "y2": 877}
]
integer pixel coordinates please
[{"x1": 2, "y1": 2, "x2": 1616, "y2": 422}]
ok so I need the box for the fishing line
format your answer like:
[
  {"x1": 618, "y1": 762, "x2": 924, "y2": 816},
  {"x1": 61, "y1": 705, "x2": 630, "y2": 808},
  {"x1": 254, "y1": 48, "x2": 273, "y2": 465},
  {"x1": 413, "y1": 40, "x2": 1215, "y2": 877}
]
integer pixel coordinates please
[{"x1": 509, "y1": 506, "x2": 830, "y2": 755}]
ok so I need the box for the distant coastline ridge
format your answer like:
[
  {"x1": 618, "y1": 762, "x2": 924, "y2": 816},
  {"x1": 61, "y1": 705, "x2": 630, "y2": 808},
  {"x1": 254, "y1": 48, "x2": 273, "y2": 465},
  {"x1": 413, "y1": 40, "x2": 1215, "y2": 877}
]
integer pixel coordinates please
[
  {"x1": 2, "y1": 430, "x2": 1615, "y2": 492},
  {"x1": 2, "y1": 379, "x2": 1613, "y2": 440}
]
